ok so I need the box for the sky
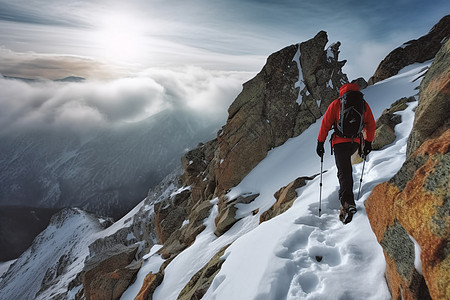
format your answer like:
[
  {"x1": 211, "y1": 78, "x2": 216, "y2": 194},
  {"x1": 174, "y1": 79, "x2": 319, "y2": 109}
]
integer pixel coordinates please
[
  {"x1": 0, "y1": 0, "x2": 448, "y2": 80},
  {"x1": 0, "y1": 0, "x2": 448, "y2": 135}
]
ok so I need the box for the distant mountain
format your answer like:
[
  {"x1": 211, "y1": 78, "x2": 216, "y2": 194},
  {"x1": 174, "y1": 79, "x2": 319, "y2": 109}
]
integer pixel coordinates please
[
  {"x1": 0, "y1": 108, "x2": 221, "y2": 220},
  {"x1": 54, "y1": 76, "x2": 85, "y2": 82},
  {"x1": 2, "y1": 75, "x2": 86, "y2": 82}
]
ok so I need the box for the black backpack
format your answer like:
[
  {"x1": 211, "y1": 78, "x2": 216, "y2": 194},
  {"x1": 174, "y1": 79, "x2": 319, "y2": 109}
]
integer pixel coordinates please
[{"x1": 335, "y1": 90, "x2": 365, "y2": 138}]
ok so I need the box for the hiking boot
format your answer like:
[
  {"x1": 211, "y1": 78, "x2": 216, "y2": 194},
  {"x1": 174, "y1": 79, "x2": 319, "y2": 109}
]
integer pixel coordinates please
[
  {"x1": 339, "y1": 204, "x2": 357, "y2": 224},
  {"x1": 348, "y1": 205, "x2": 357, "y2": 214}
]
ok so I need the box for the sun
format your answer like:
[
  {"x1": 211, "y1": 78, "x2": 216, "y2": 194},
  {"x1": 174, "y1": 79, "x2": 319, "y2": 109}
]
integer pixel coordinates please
[{"x1": 92, "y1": 13, "x2": 147, "y2": 64}]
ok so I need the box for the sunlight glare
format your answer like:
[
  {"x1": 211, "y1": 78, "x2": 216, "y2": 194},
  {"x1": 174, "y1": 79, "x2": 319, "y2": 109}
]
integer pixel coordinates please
[{"x1": 93, "y1": 13, "x2": 147, "y2": 64}]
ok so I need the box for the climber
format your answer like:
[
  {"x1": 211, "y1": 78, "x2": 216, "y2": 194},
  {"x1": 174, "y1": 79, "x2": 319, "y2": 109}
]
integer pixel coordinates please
[{"x1": 316, "y1": 83, "x2": 376, "y2": 224}]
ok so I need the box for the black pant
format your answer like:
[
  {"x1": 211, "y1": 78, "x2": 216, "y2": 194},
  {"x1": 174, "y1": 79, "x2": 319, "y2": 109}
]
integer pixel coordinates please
[{"x1": 333, "y1": 142, "x2": 359, "y2": 208}]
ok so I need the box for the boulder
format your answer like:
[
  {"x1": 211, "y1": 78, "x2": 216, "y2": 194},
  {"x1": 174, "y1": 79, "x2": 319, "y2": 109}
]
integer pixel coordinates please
[
  {"x1": 154, "y1": 189, "x2": 191, "y2": 243},
  {"x1": 134, "y1": 272, "x2": 164, "y2": 300},
  {"x1": 214, "y1": 193, "x2": 259, "y2": 236},
  {"x1": 260, "y1": 176, "x2": 317, "y2": 223},
  {"x1": 368, "y1": 15, "x2": 450, "y2": 85},
  {"x1": 157, "y1": 195, "x2": 214, "y2": 259},
  {"x1": 82, "y1": 244, "x2": 141, "y2": 300},
  {"x1": 372, "y1": 96, "x2": 415, "y2": 150}
]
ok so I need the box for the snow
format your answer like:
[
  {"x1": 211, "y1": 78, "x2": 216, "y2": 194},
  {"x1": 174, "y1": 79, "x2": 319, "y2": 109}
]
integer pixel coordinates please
[
  {"x1": 327, "y1": 79, "x2": 333, "y2": 89},
  {"x1": 0, "y1": 260, "x2": 16, "y2": 281},
  {"x1": 409, "y1": 234, "x2": 423, "y2": 275},
  {"x1": 292, "y1": 45, "x2": 306, "y2": 106},
  {"x1": 129, "y1": 61, "x2": 430, "y2": 300},
  {"x1": 121, "y1": 244, "x2": 165, "y2": 300},
  {"x1": 0, "y1": 208, "x2": 105, "y2": 300},
  {"x1": 326, "y1": 44, "x2": 336, "y2": 61}
]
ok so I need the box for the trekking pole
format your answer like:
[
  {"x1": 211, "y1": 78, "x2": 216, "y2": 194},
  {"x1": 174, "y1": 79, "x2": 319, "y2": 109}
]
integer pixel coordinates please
[
  {"x1": 357, "y1": 155, "x2": 366, "y2": 200},
  {"x1": 319, "y1": 156, "x2": 323, "y2": 217}
]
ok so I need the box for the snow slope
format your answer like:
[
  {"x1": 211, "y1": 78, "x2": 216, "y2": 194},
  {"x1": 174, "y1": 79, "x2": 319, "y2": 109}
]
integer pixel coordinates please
[{"x1": 123, "y1": 61, "x2": 431, "y2": 300}]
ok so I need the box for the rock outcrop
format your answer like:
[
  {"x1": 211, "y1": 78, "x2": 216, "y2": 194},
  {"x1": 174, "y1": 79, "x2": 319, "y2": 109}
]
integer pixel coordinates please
[
  {"x1": 372, "y1": 96, "x2": 416, "y2": 151},
  {"x1": 368, "y1": 15, "x2": 449, "y2": 85},
  {"x1": 82, "y1": 244, "x2": 141, "y2": 300},
  {"x1": 365, "y1": 38, "x2": 449, "y2": 300},
  {"x1": 260, "y1": 176, "x2": 317, "y2": 223},
  {"x1": 214, "y1": 193, "x2": 259, "y2": 236},
  {"x1": 177, "y1": 245, "x2": 230, "y2": 300}
]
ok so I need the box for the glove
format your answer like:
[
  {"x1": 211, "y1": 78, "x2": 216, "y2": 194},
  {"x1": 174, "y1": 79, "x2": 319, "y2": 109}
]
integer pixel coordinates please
[
  {"x1": 363, "y1": 140, "x2": 372, "y2": 157},
  {"x1": 316, "y1": 141, "x2": 325, "y2": 158}
]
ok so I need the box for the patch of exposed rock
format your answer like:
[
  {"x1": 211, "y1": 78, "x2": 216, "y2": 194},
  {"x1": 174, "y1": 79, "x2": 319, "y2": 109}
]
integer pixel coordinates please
[
  {"x1": 82, "y1": 244, "x2": 141, "y2": 300},
  {"x1": 134, "y1": 272, "x2": 164, "y2": 300},
  {"x1": 214, "y1": 193, "x2": 259, "y2": 236},
  {"x1": 71, "y1": 169, "x2": 181, "y2": 299},
  {"x1": 368, "y1": 15, "x2": 449, "y2": 85},
  {"x1": 177, "y1": 245, "x2": 230, "y2": 300},
  {"x1": 260, "y1": 176, "x2": 317, "y2": 223},
  {"x1": 372, "y1": 96, "x2": 416, "y2": 151}
]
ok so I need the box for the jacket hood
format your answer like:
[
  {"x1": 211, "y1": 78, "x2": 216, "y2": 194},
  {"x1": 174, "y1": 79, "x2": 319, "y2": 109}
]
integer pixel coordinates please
[{"x1": 339, "y1": 83, "x2": 360, "y2": 97}]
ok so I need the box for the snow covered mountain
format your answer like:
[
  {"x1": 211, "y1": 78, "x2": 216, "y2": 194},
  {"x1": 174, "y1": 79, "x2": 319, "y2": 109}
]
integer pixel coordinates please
[
  {"x1": 1, "y1": 18, "x2": 448, "y2": 300},
  {"x1": 0, "y1": 108, "x2": 220, "y2": 220}
]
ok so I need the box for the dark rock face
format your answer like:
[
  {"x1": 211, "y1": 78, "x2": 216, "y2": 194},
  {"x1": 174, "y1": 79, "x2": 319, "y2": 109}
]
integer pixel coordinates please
[
  {"x1": 368, "y1": 15, "x2": 450, "y2": 85},
  {"x1": 366, "y1": 38, "x2": 450, "y2": 300}
]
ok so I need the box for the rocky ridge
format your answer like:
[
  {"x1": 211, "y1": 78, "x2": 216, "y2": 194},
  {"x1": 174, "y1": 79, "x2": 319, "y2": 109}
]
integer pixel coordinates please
[{"x1": 365, "y1": 38, "x2": 449, "y2": 300}]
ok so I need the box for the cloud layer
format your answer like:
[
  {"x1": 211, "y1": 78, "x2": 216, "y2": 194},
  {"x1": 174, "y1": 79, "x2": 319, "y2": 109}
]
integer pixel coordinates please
[{"x1": 0, "y1": 67, "x2": 253, "y2": 136}]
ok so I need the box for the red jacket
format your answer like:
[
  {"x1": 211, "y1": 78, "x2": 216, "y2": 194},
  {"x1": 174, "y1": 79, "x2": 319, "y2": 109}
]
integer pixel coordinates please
[{"x1": 318, "y1": 83, "x2": 376, "y2": 146}]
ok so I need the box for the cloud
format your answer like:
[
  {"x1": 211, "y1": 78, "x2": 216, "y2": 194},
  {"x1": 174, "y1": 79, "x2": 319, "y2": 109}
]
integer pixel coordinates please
[
  {"x1": 0, "y1": 47, "x2": 129, "y2": 79},
  {"x1": 0, "y1": 66, "x2": 253, "y2": 137}
]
